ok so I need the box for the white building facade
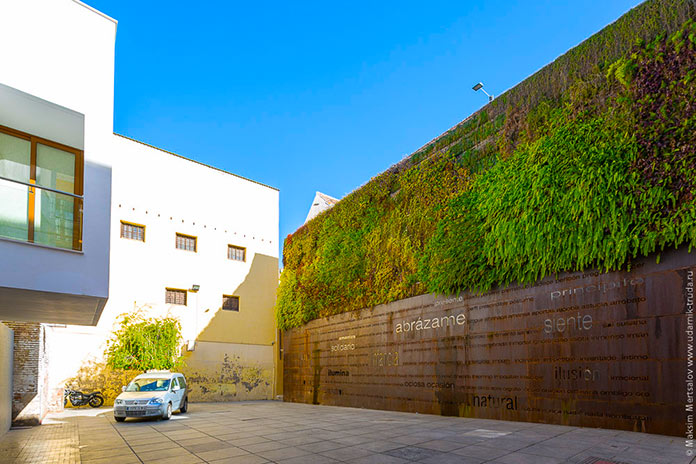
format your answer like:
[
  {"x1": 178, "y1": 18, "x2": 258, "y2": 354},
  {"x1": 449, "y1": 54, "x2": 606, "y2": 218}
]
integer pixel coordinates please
[{"x1": 48, "y1": 134, "x2": 280, "y2": 409}]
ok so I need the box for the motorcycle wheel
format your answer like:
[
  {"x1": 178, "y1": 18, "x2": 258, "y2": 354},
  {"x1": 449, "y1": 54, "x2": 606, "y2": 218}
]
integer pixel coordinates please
[{"x1": 88, "y1": 395, "x2": 104, "y2": 408}]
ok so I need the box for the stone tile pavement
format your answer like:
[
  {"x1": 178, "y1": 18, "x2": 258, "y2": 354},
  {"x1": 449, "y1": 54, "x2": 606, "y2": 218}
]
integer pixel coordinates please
[{"x1": 0, "y1": 401, "x2": 690, "y2": 464}]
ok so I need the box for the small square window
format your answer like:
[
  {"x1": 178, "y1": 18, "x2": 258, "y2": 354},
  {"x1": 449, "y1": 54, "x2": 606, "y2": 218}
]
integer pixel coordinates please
[
  {"x1": 165, "y1": 288, "x2": 187, "y2": 305},
  {"x1": 120, "y1": 221, "x2": 145, "y2": 241},
  {"x1": 222, "y1": 295, "x2": 239, "y2": 311},
  {"x1": 176, "y1": 233, "x2": 196, "y2": 252},
  {"x1": 228, "y1": 245, "x2": 246, "y2": 262}
]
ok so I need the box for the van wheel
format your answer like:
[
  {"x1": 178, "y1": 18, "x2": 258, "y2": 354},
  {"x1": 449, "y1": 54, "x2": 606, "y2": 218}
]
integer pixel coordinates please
[
  {"x1": 115, "y1": 416, "x2": 125, "y2": 422},
  {"x1": 162, "y1": 403, "x2": 172, "y2": 420},
  {"x1": 180, "y1": 397, "x2": 188, "y2": 413}
]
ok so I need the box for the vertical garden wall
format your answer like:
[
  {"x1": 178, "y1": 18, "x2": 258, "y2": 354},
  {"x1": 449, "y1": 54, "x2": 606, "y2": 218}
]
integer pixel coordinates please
[{"x1": 277, "y1": 0, "x2": 696, "y2": 330}]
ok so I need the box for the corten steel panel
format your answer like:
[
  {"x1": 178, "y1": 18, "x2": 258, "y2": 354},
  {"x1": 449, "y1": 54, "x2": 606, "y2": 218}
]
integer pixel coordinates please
[{"x1": 283, "y1": 247, "x2": 696, "y2": 436}]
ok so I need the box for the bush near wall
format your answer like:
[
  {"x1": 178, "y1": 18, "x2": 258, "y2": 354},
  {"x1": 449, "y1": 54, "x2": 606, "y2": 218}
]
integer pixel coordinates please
[{"x1": 277, "y1": 0, "x2": 696, "y2": 330}]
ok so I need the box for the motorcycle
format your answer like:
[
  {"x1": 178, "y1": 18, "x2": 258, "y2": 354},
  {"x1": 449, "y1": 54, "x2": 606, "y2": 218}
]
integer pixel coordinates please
[{"x1": 64, "y1": 388, "x2": 104, "y2": 408}]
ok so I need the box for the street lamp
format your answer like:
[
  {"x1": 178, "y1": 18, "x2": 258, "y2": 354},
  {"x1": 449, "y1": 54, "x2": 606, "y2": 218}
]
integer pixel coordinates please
[{"x1": 472, "y1": 82, "x2": 494, "y2": 102}]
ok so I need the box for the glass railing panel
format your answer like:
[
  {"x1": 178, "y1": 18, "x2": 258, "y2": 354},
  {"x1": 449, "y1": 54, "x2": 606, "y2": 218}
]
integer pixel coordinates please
[
  {"x1": 33, "y1": 187, "x2": 82, "y2": 251},
  {"x1": 0, "y1": 177, "x2": 30, "y2": 241}
]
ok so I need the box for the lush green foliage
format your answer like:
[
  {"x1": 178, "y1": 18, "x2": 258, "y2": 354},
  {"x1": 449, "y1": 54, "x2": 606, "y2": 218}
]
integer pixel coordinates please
[
  {"x1": 105, "y1": 312, "x2": 184, "y2": 371},
  {"x1": 277, "y1": 1, "x2": 696, "y2": 329}
]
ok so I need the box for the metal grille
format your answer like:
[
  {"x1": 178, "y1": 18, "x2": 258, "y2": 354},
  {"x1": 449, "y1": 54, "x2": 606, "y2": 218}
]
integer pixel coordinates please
[
  {"x1": 228, "y1": 245, "x2": 246, "y2": 261},
  {"x1": 120, "y1": 222, "x2": 144, "y2": 241},
  {"x1": 176, "y1": 233, "x2": 196, "y2": 251},
  {"x1": 222, "y1": 295, "x2": 239, "y2": 311},
  {"x1": 165, "y1": 289, "x2": 187, "y2": 305}
]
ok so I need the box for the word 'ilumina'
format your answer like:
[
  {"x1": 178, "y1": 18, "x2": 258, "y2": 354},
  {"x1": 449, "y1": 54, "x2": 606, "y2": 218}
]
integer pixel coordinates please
[{"x1": 395, "y1": 313, "x2": 466, "y2": 333}]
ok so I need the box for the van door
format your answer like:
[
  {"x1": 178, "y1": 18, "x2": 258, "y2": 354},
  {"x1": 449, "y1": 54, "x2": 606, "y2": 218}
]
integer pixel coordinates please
[{"x1": 171, "y1": 377, "x2": 183, "y2": 409}]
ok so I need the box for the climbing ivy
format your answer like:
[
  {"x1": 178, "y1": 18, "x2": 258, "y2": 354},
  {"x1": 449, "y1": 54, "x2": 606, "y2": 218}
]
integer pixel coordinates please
[
  {"x1": 105, "y1": 312, "x2": 184, "y2": 372},
  {"x1": 276, "y1": 3, "x2": 696, "y2": 330}
]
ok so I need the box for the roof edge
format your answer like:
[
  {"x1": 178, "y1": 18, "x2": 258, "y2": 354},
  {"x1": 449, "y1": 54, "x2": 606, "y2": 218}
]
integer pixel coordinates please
[
  {"x1": 113, "y1": 133, "x2": 279, "y2": 192},
  {"x1": 72, "y1": 0, "x2": 118, "y2": 25}
]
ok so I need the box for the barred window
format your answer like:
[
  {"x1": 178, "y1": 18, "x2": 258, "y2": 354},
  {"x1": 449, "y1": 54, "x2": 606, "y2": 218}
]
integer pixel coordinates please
[
  {"x1": 165, "y1": 288, "x2": 187, "y2": 305},
  {"x1": 222, "y1": 295, "x2": 239, "y2": 311},
  {"x1": 228, "y1": 245, "x2": 246, "y2": 262},
  {"x1": 120, "y1": 221, "x2": 144, "y2": 241},
  {"x1": 176, "y1": 233, "x2": 196, "y2": 252}
]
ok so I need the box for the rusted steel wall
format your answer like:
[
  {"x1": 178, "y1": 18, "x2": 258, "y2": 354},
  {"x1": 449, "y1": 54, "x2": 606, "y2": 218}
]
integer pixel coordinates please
[{"x1": 283, "y1": 248, "x2": 695, "y2": 436}]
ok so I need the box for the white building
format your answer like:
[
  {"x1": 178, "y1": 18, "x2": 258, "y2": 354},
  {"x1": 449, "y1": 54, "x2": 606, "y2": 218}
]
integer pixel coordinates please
[
  {"x1": 0, "y1": 0, "x2": 280, "y2": 430},
  {"x1": 48, "y1": 134, "x2": 280, "y2": 410},
  {"x1": 305, "y1": 191, "x2": 339, "y2": 223}
]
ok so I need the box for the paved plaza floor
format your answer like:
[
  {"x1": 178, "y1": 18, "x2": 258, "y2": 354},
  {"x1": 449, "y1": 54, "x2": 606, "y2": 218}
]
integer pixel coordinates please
[{"x1": 0, "y1": 401, "x2": 690, "y2": 464}]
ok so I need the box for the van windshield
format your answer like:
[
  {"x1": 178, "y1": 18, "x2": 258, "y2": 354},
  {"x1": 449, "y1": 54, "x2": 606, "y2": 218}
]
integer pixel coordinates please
[{"x1": 126, "y1": 378, "x2": 170, "y2": 392}]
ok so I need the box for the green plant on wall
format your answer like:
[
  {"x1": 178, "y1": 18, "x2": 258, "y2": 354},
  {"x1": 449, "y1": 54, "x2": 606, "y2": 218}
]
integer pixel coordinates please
[
  {"x1": 105, "y1": 312, "x2": 184, "y2": 371},
  {"x1": 277, "y1": 1, "x2": 696, "y2": 330}
]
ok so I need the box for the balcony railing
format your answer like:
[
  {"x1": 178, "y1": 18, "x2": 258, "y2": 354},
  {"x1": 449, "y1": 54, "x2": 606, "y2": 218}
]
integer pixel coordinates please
[{"x1": 0, "y1": 176, "x2": 83, "y2": 251}]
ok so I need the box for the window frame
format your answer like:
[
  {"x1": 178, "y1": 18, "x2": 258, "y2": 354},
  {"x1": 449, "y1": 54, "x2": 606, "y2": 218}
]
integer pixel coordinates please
[
  {"x1": 0, "y1": 124, "x2": 84, "y2": 251},
  {"x1": 120, "y1": 220, "x2": 145, "y2": 242},
  {"x1": 227, "y1": 244, "x2": 246, "y2": 262},
  {"x1": 175, "y1": 233, "x2": 197, "y2": 252},
  {"x1": 222, "y1": 294, "x2": 240, "y2": 312},
  {"x1": 165, "y1": 288, "x2": 188, "y2": 306}
]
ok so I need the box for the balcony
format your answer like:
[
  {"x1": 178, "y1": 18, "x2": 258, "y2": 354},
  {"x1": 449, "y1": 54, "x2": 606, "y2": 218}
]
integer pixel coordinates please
[
  {"x1": 0, "y1": 126, "x2": 83, "y2": 252},
  {"x1": 0, "y1": 82, "x2": 109, "y2": 326}
]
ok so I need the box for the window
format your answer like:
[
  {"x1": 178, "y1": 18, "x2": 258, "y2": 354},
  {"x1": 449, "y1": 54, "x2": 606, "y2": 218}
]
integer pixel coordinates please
[
  {"x1": 222, "y1": 295, "x2": 239, "y2": 311},
  {"x1": 176, "y1": 233, "x2": 196, "y2": 252},
  {"x1": 120, "y1": 221, "x2": 144, "y2": 241},
  {"x1": 178, "y1": 376, "x2": 186, "y2": 389},
  {"x1": 165, "y1": 288, "x2": 187, "y2": 305},
  {"x1": 228, "y1": 245, "x2": 246, "y2": 262},
  {"x1": 0, "y1": 125, "x2": 83, "y2": 250}
]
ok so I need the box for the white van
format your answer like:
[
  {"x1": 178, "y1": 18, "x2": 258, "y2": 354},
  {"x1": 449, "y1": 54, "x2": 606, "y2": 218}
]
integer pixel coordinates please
[{"x1": 113, "y1": 371, "x2": 188, "y2": 422}]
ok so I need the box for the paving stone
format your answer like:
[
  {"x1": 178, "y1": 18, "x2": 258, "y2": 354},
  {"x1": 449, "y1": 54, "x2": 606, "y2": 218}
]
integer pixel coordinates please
[
  {"x1": 384, "y1": 445, "x2": 445, "y2": 461},
  {"x1": 239, "y1": 439, "x2": 291, "y2": 453},
  {"x1": 319, "y1": 444, "x2": 376, "y2": 461},
  {"x1": 346, "y1": 454, "x2": 410, "y2": 464},
  {"x1": 257, "y1": 445, "x2": 312, "y2": 461},
  {"x1": 277, "y1": 454, "x2": 340, "y2": 464},
  {"x1": 452, "y1": 444, "x2": 511, "y2": 460},
  {"x1": 493, "y1": 451, "x2": 565, "y2": 464},
  {"x1": 195, "y1": 445, "x2": 250, "y2": 461},
  {"x1": 208, "y1": 456, "x2": 269, "y2": 464},
  {"x1": 184, "y1": 440, "x2": 235, "y2": 453},
  {"x1": 417, "y1": 439, "x2": 467, "y2": 452},
  {"x1": 297, "y1": 440, "x2": 348, "y2": 453}
]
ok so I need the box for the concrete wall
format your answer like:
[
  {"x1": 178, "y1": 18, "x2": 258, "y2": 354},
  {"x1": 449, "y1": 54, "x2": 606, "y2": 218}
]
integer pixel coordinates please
[
  {"x1": 0, "y1": 323, "x2": 13, "y2": 436},
  {"x1": 0, "y1": 0, "x2": 115, "y2": 322}
]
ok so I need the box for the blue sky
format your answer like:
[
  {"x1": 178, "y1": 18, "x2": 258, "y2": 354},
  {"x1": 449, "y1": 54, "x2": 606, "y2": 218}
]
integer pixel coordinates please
[{"x1": 88, "y1": 0, "x2": 642, "y2": 259}]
